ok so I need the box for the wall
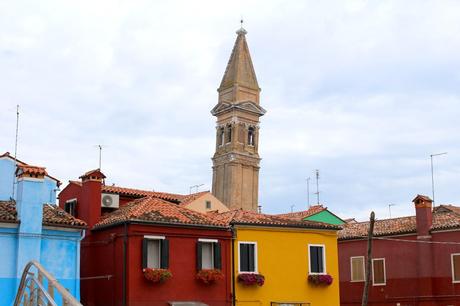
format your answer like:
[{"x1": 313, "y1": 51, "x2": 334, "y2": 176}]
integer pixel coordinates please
[
  {"x1": 234, "y1": 226, "x2": 340, "y2": 306},
  {"x1": 338, "y1": 232, "x2": 460, "y2": 306},
  {"x1": 0, "y1": 225, "x2": 19, "y2": 305},
  {"x1": 0, "y1": 157, "x2": 16, "y2": 200},
  {"x1": 185, "y1": 193, "x2": 229, "y2": 213},
  {"x1": 82, "y1": 223, "x2": 233, "y2": 306}
]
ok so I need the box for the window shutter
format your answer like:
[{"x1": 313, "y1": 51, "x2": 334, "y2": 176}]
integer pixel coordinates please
[
  {"x1": 240, "y1": 244, "x2": 248, "y2": 271},
  {"x1": 373, "y1": 259, "x2": 385, "y2": 284},
  {"x1": 160, "y1": 239, "x2": 169, "y2": 269},
  {"x1": 454, "y1": 255, "x2": 460, "y2": 281},
  {"x1": 196, "y1": 242, "x2": 203, "y2": 270},
  {"x1": 142, "y1": 239, "x2": 148, "y2": 269},
  {"x1": 248, "y1": 244, "x2": 255, "y2": 272},
  {"x1": 214, "y1": 242, "x2": 222, "y2": 270},
  {"x1": 317, "y1": 247, "x2": 324, "y2": 273}
]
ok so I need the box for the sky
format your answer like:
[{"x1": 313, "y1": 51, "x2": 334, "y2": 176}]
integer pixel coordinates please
[{"x1": 1, "y1": 0, "x2": 459, "y2": 221}]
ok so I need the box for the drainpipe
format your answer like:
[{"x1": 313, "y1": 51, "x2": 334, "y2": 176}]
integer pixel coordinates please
[
  {"x1": 122, "y1": 223, "x2": 128, "y2": 306},
  {"x1": 231, "y1": 225, "x2": 236, "y2": 306},
  {"x1": 76, "y1": 229, "x2": 86, "y2": 300}
]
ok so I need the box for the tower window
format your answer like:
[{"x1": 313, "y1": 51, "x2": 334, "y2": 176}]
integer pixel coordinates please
[
  {"x1": 226, "y1": 125, "x2": 232, "y2": 143},
  {"x1": 248, "y1": 127, "x2": 255, "y2": 146},
  {"x1": 218, "y1": 127, "x2": 225, "y2": 146}
]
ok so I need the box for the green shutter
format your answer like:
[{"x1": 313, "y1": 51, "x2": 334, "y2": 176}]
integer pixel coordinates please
[
  {"x1": 160, "y1": 239, "x2": 169, "y2": 269},
  {"x1": 214, "y1": 242, "x2": 222, "y2": 270}
]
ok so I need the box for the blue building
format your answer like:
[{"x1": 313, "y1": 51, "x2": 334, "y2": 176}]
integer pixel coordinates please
[{"x1": 0, "y1": 152, "x2": 86, "y2": 305}]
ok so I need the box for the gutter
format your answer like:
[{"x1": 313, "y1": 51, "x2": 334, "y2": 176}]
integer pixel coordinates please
[{"x1": 92, "y1": 219, "x2": 229, "y2": 231}]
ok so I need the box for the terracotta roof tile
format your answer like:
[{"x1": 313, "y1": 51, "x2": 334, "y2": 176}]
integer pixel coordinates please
[
  {"x1": 179, "y1": 191, "x2": 209, "y2": 206},
  {"x1": 276, "y1": 205, "x2": 326, "y2": 220},
  {"x1": 94, "y1": 196, "x2": 227, "y2": 229},
  {"x1": 0, "y1": 201, "x2": 18, "y2": 223},
  {"x1": 434, "y1": 204, "x2": 460, "y2": 215},
  {"x1": 211, "y1": 209, "x2": 341, "y2": 230},
  {"x1": 16, "y1": 165, "x2": 48, "y2": 177},
  {"x1": 339, "y1": 208, "x2": 460, "y2": 240},
  {"x1": 1, "y1": 153, "x2": 61, "y2": 185},
  {"x1": 0, "y1": 201, "x2": 86, "y2": 228}
]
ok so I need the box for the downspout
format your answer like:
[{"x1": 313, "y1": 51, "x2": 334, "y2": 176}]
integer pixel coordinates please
[
  {"x1": 231, "y1": 225, "x2": 236, "y2": 306},
  {"x1": 122, "y1": 223, "x2": 128, "y2": 306},
  {"x1": 76, "y1": 229, "x2": 86, "y2": 301}
]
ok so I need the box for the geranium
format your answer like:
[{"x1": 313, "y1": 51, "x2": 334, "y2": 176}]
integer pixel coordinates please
[
  {"x1": 308, "y1": 274, "x2": 333, "y2": 286},
  {"x1": 237, "y1": 273, "x2": 265, "y2": 286},
  {"x1": 196, "y1": 269, "x2": 224, "y2": 285},
  {"x1": 143, "y1": 268, "x2": 172, "y2": 283}
]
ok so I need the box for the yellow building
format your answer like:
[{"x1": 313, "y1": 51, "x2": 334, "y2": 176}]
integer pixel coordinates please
[{"x1": 215, "y1": 210, "x2": 341, "y2": 306}]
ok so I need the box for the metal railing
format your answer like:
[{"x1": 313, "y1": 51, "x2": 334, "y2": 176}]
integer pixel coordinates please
[{"x1": 14, "y1": 260, "x2": 83, "y2": 306}]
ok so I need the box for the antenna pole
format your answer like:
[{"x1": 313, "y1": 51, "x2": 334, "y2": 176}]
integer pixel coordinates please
[
  {"x1": 430, "y1": 152, "x2": 447, "y2": 207},
  {"x1": 315, "y1": 169, "x2": 320, "y2": 205},
  {"x1": 98, "y1": 145, "x2": 102, "y2": 170},
  {"x1": 306, "y1": 177, "x2": 311, "y2": 208},
  {"x1": 388, "y1": 204, "x2": 395, "y2": 218},
  {"x1": 11, "y1": 105, "x2": 19, "y2": 199}
]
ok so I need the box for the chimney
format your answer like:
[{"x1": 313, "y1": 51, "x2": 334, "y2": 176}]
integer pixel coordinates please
[
  {"x1": 412, "y1": 194, "x2": 433, "y2": 237},
  {"x1": 79, "y1": 169, "x2": 106, "y2": 229}
]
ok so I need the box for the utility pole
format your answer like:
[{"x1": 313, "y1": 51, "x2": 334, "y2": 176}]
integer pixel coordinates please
[
  {"x1": 361, "y1": 211, "x2": 375, "y2": 306},
  {"x1": 430, "y1": 152, "x2": 447, "y2": 207},
  {"x1": 306, "y1": 177, "x2": 311, "y2": 208}
]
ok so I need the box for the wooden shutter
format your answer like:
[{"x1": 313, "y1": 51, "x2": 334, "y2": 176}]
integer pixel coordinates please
[
  {"x1": 248, "y1": 244, "x2": 255, "y2": 272},
  {"x1": 142, "y1": 239, "x2": 148, "y2": 269},
  {"x1": 240, "y1": 244, "x2": 249, "y2": 271},
  {"x1": 372, "y1": 259, "x2": 385, "y2": 284},
  {"x1": 214, "y1": 242, "x2": 222, "y2": 270},
  {"x1": 160, "y1": 239, "x2": 169, "y2": 269},
  {"x1": 196, "y1": 242, "x2": 203, "y2": 270},
  {"x1": 453, "y1": 255, "x2": 460, "y2": 281},
  {"x1": 351, "y1": 257, "x2": 364, "y2": 281}
]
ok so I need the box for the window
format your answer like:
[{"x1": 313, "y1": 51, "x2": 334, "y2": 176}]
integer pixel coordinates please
[
  {"x1": 196, "y1": 239, "x2": 221, "y2": 270},
  {"x1": 372, "y1": 258, "x2": 386, "y2": 286},
  {"x1": 452, "y1": 254, "x2": 460, "y2": 283},
  {"x1": 218, "y1": 127, "x2": 224, "y2": 146},
  {"x1": 350, "y1": 256, "x2": 365, "y2": 282},
  {"x1": 239, "y1": 242, "x2": 257, "y2": 273},
  {"x1": 205, "y1": 201, "x2": 211, "y2": 209},
  {"x1": 142, "y1": 236, "x2": 169, "y2": 269},
  {"x1": 64, "y1": 199, "x2": 77, "y2": 217},
  {"x1": 308, "y1": 244, "x2": 326, "y2": 274},
  {"x1": 248, "y1": 127, "x2": 255, "y2": 146},
  {"x1": 226, "y1": 125, "x2": 232, "y2": 143}
]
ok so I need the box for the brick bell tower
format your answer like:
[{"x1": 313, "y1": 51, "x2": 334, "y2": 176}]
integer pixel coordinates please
[{"x1": 211, "y1": 26, "x2": 266, "y2": 212}]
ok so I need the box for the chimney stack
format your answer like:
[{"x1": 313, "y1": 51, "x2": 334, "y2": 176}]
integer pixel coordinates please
[
  {"x1": 412, "y1": 194, "x2": 433, "y2": 237},
  {"x1": 79, "y1": 169, "x2": 106, "y2": 229}
]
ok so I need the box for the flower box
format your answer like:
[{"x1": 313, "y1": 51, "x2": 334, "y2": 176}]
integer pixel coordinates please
[
  {"x1": 143, "y1": 268, "x2": 172, "y2": 283},
  {"x1": 196, "y1": 269, "x2": 224, "y2": 285},
  {"x1": 308, "y1": 274, "x2": 333, "y2": 286},
  {"x1": 237, "y1": 273, "x2": 265, "y2": 286}
]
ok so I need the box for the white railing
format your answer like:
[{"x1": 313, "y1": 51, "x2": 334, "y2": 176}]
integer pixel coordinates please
[{"x1": 14, "y1": 260, "x2": 83, "y2": 306}]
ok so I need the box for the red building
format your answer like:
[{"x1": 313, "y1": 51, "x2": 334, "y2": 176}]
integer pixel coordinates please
[
  {"x1": 338, "y1": 195, "x2": 460, "y2": 306},
  {"x1": 59, "y1": 170, "x2": 232, "y2": 306}
]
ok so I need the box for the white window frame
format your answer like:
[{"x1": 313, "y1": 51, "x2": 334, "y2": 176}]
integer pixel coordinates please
[
  {"x1": 451, "y1": 253, "x2": 460, "y2": 283},
  {"x1": 350, "y1": 256, "x2": 365, "y2": 282},
  {"x1": 372, "y1": 258, "x2": 386, "y2": 286},
  {"x1": 308, "y1": 244, "x2": 326, "y2": 275},
  {"x1": 238, "y1": 241, "x2": 258, "y2": 274},
  {"x1": 144, "y1": 235, "x2": 165, "y2": 269}
]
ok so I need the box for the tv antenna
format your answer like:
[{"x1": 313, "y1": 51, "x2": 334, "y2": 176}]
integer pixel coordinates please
[
  {"x1": 430, "y1": 152, "x2": 447, "y2": 207},
  {"x1": 189, "y1": 184, "x2": 204, "y2": 194},
  {"x1": 11, "y1": 105, "x2": 20, "y2": 199},
  {"x1": 314, "y1": 169, "x2": 320, "y2": 205},
  {"x1": 290, "y1": 204, "x2": 295, "y2": 213},
  {"x1": 94, "y1": 145, "x2": 107, "y2": 170},
  {"x1": 306, "y1": 177, "x2": 311, "y2": 208},
  {"x1": 388, "y1": 203, "x2": 395, "y2": 218}
]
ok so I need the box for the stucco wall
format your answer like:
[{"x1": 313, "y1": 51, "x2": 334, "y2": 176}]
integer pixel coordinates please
[
  {"x1": 185, "y1": 193, "x2": 229, "y2": 213},
  {"x1": 234, "y1": 226, "x2": 340, "y2": 306}
]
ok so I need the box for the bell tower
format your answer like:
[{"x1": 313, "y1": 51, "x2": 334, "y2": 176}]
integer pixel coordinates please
[{"x1": 211, "y1": 27, "x2": 266, "y2": 212}]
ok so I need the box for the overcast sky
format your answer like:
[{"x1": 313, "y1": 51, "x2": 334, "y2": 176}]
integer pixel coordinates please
[{"x1": 1, "y1": 1, "x2": 459, "y2": 221}]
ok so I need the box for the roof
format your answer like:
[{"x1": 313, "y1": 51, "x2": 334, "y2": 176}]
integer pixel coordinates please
[
  {"x1": 434, "y1": 204, "x2": 460, "y2": 215},
  {"x1": 276, "y1": 205, "x2": 327, "y2": 220},
  {"x1": 94, "y1": 196, "x2": 227, "y2": 229},
  {"x1": 16, "y1": 165, "x2": 48, "y2": 177},
  {"x1": 1, "y1": 152, "x2": 61, "y2": 185},
  {"x1": 0, "y1": 200, "x2": 86, "y2": 228},
  {"x1": 79, "y1": 169, "x2": 106, "y2": 180},
  {"x1": 178, "y1": 191, "x2": 209, "y2": 206},
  {"x1": 339, "y1": 208, "x2": 460, "y2": 240},
  {"x1": 219, "y1": 27, "x2": 259, "y2": 91},
  {"x1": 211, "y1": 209, "x2": 341, "y2": 230},
  {"x1": 69, "y1": 181, "x2": 187, "y2": 203}
]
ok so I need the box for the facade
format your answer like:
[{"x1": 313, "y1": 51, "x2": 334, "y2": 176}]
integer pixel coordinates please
[
  {"x1": 211, "y1": 27, "x2": 266, "y2": 212},
  {"x1": 278, "y1": 205, "x2": 346, "y2": 225},
  {"x1": 338, "y1": 195, "x2": 460, "y2": 306},
  {"x1": 214, "y1": 210, "x2": 341, "y2": 306},
  {"x1": 0, "y1": 157, "x2": 86, "y2": 305},
  {"x1": 59, "y1": 170, "x2": 233, "y2": 306}
]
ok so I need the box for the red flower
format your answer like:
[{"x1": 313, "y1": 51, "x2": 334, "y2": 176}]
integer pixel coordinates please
[
  {"x1": 196, "y1": 269, "x2": 224, "y2": 285},
  {"x1": 237, "y1": 273, "x2": 265, "y2": 286},
  {"x1": 308, "y1": 274, "x2": 333, "y2": 286},
  {"x1": 143, "y1": 268, "x2": 172, "y2": 283}
]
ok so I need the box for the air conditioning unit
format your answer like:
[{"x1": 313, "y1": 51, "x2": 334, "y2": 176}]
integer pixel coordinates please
[{"x1": 101, "y1": 193, "x2": 119, "y2": 208}]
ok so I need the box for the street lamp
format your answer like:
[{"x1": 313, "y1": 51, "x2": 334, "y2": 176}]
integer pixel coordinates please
[{"x1": 430, "y1": 152, "x2": 447, "y2": 207}]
